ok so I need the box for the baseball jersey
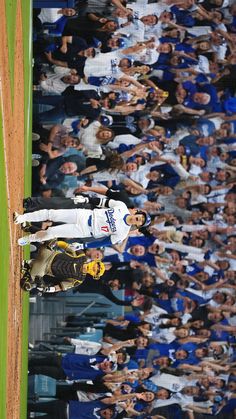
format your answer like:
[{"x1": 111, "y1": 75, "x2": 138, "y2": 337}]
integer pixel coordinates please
[{"x1": 76, "y1": 200, "x2": 131, "y2": 244}]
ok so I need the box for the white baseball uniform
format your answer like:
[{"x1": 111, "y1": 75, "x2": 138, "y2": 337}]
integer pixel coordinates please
[{"x1": 19, "y1": 200, "x2": 131, "y2": 244}]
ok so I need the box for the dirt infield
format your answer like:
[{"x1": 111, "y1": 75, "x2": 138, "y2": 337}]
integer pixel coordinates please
[{"x1": 0, "y1": 0, "x2": 26, "y2": 418}]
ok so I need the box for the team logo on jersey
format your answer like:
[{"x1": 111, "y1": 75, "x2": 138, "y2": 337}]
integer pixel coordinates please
[
  {"x1": 104, "y1": 209, "x2": 117, "y2": 233},
  {"x1": 93, "y1": 408, "x2": 102, "y2": 418},
  {"x1": 172, "y1": 383, "x2": 181, "y2": 391}
]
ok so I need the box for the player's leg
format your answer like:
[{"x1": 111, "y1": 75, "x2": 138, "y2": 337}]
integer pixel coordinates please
[
  {"x1": 14, "y1": 209, "x2": 78, "y2": 224},
  {"x1": 18, "y1": 223, "x2": 81, "y2": 245}
]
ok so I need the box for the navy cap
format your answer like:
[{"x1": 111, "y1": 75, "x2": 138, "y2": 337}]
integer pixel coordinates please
[{"x1": 100, "y1": 115, "x2": 113, "y2": 126}]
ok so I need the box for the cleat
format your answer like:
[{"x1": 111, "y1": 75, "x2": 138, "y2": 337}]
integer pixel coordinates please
[
  {"x1": 21, "y1": 221, "x2": 32, "y2": 232},
  {"x1": 20, "y1": 277, "x2": 32, "y2": 292},
  {"x1": 20, "y1": 271, "x2": 33, "y2": 292},
  {"x1": 18, "y1": 236, "x2": 30, "y2": 246},
  {"x1": 13, "y1": 211, "x2": 20, "y2": 224},
  {"x1": 23, "y1": 197, "x2": 34, "y2": 210}
]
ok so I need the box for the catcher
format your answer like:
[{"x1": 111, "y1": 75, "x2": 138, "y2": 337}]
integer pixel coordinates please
[{"x1": 20, "y1": 240, "x2": 105, "y2": 294}]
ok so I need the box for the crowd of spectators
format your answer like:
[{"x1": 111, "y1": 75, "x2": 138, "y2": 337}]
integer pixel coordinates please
[{"x1": 29, "y1": 0, "x2": 236, "y2": 417}]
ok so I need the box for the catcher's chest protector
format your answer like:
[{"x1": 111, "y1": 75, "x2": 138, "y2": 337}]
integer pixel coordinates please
[{"x1": 51, "y1": 253, "x2": 87, "y2": 281}]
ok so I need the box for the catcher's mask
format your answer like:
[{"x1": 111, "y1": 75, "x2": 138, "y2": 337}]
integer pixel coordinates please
[{"x1": 85, "y1": 260, "x2": 105, "y2": 280}]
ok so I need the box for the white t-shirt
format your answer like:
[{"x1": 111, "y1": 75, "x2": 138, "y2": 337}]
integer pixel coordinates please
[
  {"x1": 144, "y1": 305, "x2": 167, "y2": 323},
  {"x1": 84, "y1": 51, "x2": 124, "y2": 78},
  {"x1": 151, "y1": 372, "x2": 193, "y2": 392},
  {"x1": 118, "y1": 20, "x2": 146, "y2": 43},
  {"x1": 131, "y1": 44, "x2": 160, "y2": 65},
  {"x1": 129, "y1": 162, "x2": 153, "y2": 188},
  {"x1": 79, "y1": 121, "x2": 103, "y2": 158},
  {"x1": 38, "y1": 8, "x2": 61, "y2": 24},
  {"x1": 109, "y1": 134, "x2": 141, "y2": 150},
  {"x1": 40, "y1": 74, "x2": 70, "y2": 95},
  {"x1": 153, "y1": 327, "x2": 177, "y2": 344}
]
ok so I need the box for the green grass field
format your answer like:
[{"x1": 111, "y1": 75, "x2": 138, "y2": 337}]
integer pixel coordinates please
[
  {"x1": 21, "y1": 0, "x2": 32, "y2": 417},
  {"x1": 0, "y1": 1, "x2": 32, "y2": 418}
]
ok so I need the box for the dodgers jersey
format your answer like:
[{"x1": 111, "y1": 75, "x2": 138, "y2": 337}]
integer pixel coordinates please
[{"x1": 76, "y1": 200, "x2": 131, "y2": 244}]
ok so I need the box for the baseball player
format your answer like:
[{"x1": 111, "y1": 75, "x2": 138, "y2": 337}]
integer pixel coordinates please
[
  {"x1": 20, "y1": 240, "x2": 105, "y2": 293},
  {"x1": 14, "y1": 199, "x2": 151, "y2": 246}
]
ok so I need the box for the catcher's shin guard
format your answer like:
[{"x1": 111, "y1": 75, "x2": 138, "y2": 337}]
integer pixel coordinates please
[
  {"x1": 21, "y1": 260, "x2": 32, "y2": 274},
  {"x1": 20, "y1": 272, "x2": 33, "y2": 292}
]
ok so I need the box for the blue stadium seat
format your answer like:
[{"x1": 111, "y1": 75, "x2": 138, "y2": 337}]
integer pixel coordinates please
[{"x1": 28, "y1": 375, "x2": 57, "y2": 399}]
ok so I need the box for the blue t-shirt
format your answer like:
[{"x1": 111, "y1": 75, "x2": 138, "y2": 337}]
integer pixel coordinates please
[
  {"x1": 69, "y1": 400, "x2": 110, "y2": 419},
  {"x1": 62, "y1": 354, "x2": 106, "y2": 380}
]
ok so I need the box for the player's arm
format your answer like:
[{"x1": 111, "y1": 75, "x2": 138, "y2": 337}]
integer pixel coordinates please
[{"x1": 112, "y1": 236, "x2": 129, "y2": 253}]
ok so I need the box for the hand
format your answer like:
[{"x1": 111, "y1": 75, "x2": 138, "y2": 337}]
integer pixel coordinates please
[
  {"x1": 124, "y1": 400, "x2": 135, "y2": 413},
  {"x1": 39, "y1": 143, "x2": 51, "y2": 152},
  {"x1": 226, "y1": 226, "x2": 236, "y2": 235},
  {"x1": 99, "y1": 17, "x2": 107, "y2": 23},
  {"x1": 60, "y1": 45, "x2": 67, "y2": 54},
  {"x1": 123, "y1": 8, "x2": 133, "y2": 17},
  {"x1": 129, "y1": 260, "x2": 142, "y2": 269},
  {"x1": 44, "y1": 51, "x2": 52, "y2": 62},
  {"x1": 198, "y1": 109, "x2": 205, "y2": 116},
  {"x1": 166, "y1": 279, "x2": 175, "y2": 287},
  {"x1": 135, "y1": 88, "x2": 148, "y2": 99},
  {"x1": 147, "y1": 141, "x2": 161, "y2": 151},
  {"x1": 63, "y1": 337, "x2": 71, "y2": 343},
  {"x1": 135, "y1": 104, "x2": 145, "y2": 111},
  {"x1": 90, "y1": 99, "x2": 100, "y2": 108},
  {"x1": 146, "y1": 42, "x2": 156, "y2": 49},
  {"x1": 74, "y1": 185, "x2": 90, "y2": 194},
  {"x1": 104, "y1": 262, "x2": 112, "y2": 270},
  {"x1": 40, "y1": 73, "x2": 47, "y2": 81},
  {"x1": 148, "y1": 36, "x2": 156, "y2": 43},
  {"x1": 167, "y1": 159, "x2": 176, "y2": 165},
  {"x1": 131, "y1": 295, "x2": 144, "y2": 307},
  {"x1": 81, "y1": 117, "x2": 89, "y2": 126},
  {"x1": 206, "y1": 225, "x2": 217, "y2": 233},
  {"x1": 40, "y1": 176, "x2": 47, "y2": 185},
  {"x1": 189, "y1": 175, "x2": 199, "y2": 182},
  {"x1": 126, "y1": 339, "x2": 135, "y2": 346}
]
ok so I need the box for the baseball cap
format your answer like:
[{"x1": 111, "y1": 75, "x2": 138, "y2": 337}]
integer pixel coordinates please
[
  {"x1": 117, "y1": 38, "x2": 125, "y2": 48},
  {"x1": 100, "y1": 115, "x2": 113, "y2": 126}
]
